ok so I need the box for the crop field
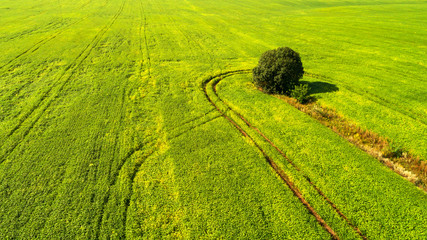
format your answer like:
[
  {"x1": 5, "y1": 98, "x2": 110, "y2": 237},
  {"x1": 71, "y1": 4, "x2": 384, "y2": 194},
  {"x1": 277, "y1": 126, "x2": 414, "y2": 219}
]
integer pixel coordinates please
[{"x1": 0, "y1": 0, "x2": 426, "y2": 239}]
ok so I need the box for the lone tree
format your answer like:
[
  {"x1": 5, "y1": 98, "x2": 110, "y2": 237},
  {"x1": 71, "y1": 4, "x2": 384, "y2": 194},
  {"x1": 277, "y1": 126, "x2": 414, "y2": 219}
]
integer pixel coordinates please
[{"x1": 253, "y1": 47, "x2": 304, "y2": 94}]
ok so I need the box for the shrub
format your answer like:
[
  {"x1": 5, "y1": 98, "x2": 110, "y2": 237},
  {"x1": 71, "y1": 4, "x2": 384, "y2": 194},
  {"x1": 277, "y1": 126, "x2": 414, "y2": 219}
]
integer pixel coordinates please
[
  {"x1": 291, "y1": 84, "x2": 310, "y2": 103},
  {"x1": 253, "y1": 47, "x2": 304, "y2": 94},
  {"x1": 383, "y1": 143, "x2": 405, "y2": 158}
]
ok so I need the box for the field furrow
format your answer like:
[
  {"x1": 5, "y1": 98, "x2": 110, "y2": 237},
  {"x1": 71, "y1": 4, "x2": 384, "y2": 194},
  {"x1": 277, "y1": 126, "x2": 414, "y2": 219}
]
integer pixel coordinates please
[
  {"x1": 215, "y1": 71, "x2": 426, "y2": 239},
  {"x1": 209, "y1": 71, "x2": 369, "y2": 240},
  {"x1": 0, "y1": 0, "x2": 425, "y2": 238},
  {"x1": 202, "y1": 71, "x2": 346, "y2": 239},
  {"x1": 0, "y1": 0, "x2": 127, "y2": 163},
  {"x1": 0, "y1": 18, "x2": 84, "y2": 72}
]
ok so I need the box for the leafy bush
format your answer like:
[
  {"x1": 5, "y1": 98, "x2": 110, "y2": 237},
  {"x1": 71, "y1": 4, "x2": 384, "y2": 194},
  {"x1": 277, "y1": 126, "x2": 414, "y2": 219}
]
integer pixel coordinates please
[
  {"x1": 291, "y1": 84, "x2": 310, "y2": 103},
  {"x1": 253, "y1": 47, "x2": 304, "y2": 94},
  {"x1": 383, "y1": 143, "x2": 405, "y2": 158}
]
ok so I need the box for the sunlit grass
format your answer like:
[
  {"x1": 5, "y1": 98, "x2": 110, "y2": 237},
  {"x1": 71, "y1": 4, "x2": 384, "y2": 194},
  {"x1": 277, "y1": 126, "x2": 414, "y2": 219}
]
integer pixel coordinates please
[{"x1": 0, "y1": 0, "x2": 425, "y2": 238}]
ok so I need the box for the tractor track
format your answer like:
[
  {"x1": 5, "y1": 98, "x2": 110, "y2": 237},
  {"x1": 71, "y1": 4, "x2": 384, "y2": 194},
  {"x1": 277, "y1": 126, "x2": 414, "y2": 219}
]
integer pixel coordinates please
[
  {"x1": 95, "y1": 138, "x2": 157, "y2": 240},
  {"x1": 202, "y1": 70, "x2": 338, "y2": 240},
  {"x1": 122, "y1": 147, "x2": 157, "y2": 236},
  {"x1": 4, "y1": 0, "x2": 129, "y2": 234},
  {"x1": 0, "y1": 5, "x2": 109, "y2": 73},
  {"x1": 203, "y1": 70, "x2": 368, "y2": 240},
  {"x1": 0, "y1": 1, "x2": 113, "y2": 107},
  {"x1": 0, "y1": 4, "x2": 110, "y2": 103},
  {"x1": 138, "y1": 0, "x2": 151, "y2": 77},
  {"x1": 0, "y1": 0, "x2": 127, "y2": 164},
  {"x1": 168, "y1": 114, "x2": 222, "y2": 141},
  {"x1": 164, "y1": 108, "x2": 217, "y2": 135}
]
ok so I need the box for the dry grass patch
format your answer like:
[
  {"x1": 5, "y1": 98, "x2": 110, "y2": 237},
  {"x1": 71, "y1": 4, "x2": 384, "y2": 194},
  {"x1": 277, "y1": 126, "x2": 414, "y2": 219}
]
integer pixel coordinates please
[{"x1": 276, "y1": 95, "x2": 427, "y2": 191}]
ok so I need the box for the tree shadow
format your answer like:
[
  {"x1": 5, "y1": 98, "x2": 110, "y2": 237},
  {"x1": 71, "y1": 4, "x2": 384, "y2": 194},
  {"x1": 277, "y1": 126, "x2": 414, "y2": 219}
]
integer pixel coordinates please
[{"x1": 300, "y1": 81, "x2": 339, "y2": 95}]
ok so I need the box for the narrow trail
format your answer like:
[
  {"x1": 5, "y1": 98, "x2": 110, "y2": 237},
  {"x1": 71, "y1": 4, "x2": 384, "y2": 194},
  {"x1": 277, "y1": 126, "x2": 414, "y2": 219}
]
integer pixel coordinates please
[
  {"x1": 122, "y1": 147, "x2": 157, "y2": 236},
  {"x1": 0, "y1": 24, "x2": 75, "y2": 72},
  {"x1": 138, "y1": 0, "x2": 151, "y2": 77},
  {"x1": 95, "y1": 141, "x2": 157, "y2": 240},
  {"x1": 202, "y1": 70, "x2": 368, "y2": 240},
  {"x1": 0, "y1": 0, "x2": 111, "y2": 73},
  {"x1": 0, "y1": 0, "x2": 127, "y2": 164},
  {"x1": 167, "y1": 114, "x2": 222, "y2": 141},
  {"x1": 202, "y1": 70, "x2": 338, "y2": 240},
  {"x1": 0, "y1": 1, "x2": 113, "y2": 105}
]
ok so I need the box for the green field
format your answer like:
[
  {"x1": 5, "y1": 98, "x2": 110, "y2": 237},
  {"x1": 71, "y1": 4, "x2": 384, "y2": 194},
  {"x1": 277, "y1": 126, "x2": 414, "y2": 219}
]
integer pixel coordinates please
[{"x1": 0, "y1": 0, "x2": 426, "y2": 239}]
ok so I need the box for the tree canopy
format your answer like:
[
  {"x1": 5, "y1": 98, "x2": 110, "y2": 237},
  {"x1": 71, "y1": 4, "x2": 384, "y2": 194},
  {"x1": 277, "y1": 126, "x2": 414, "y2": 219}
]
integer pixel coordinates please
[{"x1": 252, "y1": 47, "x2": 304, "y2": 94}]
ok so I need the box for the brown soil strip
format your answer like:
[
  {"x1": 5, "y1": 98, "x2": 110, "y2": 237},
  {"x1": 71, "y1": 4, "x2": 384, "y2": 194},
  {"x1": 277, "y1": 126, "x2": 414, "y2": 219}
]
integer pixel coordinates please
[
  {"x1": 202, "y1": 71, "x2": 340, "y2": 240},
  {"x1": 232, "y1": 103, "x2": 368, "y2": 239},
  {"x1": 275, "y1": 87, "x2": 426, "y2": 192},
  {"x1": 210, "y1": 72, "x2": 368, "y2": 240}
]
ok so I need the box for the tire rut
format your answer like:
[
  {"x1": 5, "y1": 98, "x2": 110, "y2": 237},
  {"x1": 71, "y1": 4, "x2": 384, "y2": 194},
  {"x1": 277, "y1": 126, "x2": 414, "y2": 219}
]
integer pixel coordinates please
[
  {"x1": 203, "y1": 70, "x2": 368, "y2": 240},
  {"x1": 0, "y1": 7, "x2": 107, "y2": 73},
  {"x1": 168, "y1": 114, "x2": 222, "y2": 141},
  {"x1": 0, "y1": 0, "x2": 127, "y2": 163},
  {"x1": 138, "y1": 0, "x2": 151, "y2": 77},
  {"x1": 95, "y1": 138, "x2": 157, "y2": 240}
]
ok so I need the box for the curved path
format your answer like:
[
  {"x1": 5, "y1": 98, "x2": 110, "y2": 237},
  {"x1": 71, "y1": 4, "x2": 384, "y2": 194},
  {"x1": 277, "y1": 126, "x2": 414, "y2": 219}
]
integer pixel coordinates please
[{"x1": 202, "y1": 70, "x2": 368, "y2": 240}]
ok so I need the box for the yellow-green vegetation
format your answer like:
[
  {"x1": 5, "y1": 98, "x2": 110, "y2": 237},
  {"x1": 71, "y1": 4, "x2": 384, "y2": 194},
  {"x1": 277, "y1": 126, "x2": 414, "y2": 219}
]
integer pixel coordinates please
[
  {"x1": 0, "y1": 0, "x2": 426, "y2": 239},
  {"x1": 216, "y1": 72, "x2": 426, "y2": 239}
]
